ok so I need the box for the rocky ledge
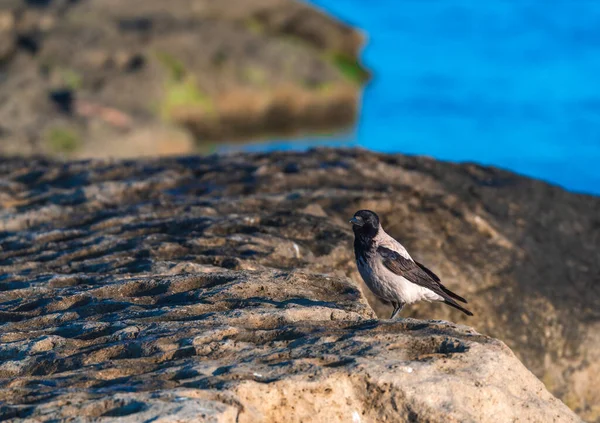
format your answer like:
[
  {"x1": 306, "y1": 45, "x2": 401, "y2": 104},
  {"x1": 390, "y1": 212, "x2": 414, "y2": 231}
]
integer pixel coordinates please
[
  {"x1": 0, "y1": 149, "x2": 596, "y2": 421},
  {"x1": 0, "y1": 0, "x2": 366, "y2": 157}
]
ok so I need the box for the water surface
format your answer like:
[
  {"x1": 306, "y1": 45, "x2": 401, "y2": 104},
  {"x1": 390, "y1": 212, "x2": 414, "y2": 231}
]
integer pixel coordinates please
[{"x1": 221, "y1": 0, "x2": 600, "y2": 195}]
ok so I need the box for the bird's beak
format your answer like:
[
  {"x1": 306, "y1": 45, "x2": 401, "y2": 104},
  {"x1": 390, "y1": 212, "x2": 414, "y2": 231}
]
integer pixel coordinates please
[{"x1": 349, "y1": 216, "x2": 364, "y2": 226}]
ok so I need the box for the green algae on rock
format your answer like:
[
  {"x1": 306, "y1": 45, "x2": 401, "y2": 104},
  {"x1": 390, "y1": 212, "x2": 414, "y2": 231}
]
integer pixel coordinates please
[{"x1": 0, "y1": 0, "x2": 367, "y2": 158}]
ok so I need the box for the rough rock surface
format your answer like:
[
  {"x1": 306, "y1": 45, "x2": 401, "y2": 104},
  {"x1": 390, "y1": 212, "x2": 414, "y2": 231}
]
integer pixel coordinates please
[
  {"x1": 0, "y1": 149, "x2": 595, "y2": 421},
  {"x1": 0, "y1": 0, "x2": 365, "y2": 157}
]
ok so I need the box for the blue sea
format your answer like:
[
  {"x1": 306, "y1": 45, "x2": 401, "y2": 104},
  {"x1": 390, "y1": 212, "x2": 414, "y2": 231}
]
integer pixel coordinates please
[{"x1": 223, "y1": 0, "x2": 600, "y2": 196}]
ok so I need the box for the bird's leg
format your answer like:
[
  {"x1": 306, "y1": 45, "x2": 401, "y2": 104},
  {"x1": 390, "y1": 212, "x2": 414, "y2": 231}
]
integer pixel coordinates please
[{"x1": 390, "y1": 302, "x2": 404, "y2": 319}]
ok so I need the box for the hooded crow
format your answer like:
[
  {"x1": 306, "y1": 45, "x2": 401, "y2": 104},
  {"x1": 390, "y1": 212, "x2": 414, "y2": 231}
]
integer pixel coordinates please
[{"x1": 350, "y1": 209, "x2": 473, "y2": 319}]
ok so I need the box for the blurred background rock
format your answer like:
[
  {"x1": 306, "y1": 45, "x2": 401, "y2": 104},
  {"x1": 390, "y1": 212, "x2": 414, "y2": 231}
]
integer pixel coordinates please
[{"x1": 0, "y1": 0, "x2": 367, "y2": 158}]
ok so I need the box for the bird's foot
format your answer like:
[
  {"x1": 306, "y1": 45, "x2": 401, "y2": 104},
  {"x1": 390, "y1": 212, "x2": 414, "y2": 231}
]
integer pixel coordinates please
[{"x1": 389, "y1": 302, "x2": 404, "y2": 319}]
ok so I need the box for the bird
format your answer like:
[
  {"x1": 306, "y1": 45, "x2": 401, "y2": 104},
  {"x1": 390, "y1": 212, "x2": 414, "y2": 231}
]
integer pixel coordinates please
[{"x1": 349, "y1": 209, "x2": 473, "y2": 319}]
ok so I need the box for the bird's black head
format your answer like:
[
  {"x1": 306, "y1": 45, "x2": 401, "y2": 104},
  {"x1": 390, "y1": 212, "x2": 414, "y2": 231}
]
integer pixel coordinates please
[{"x1": 349, "y1": 210, "x2": 380, "y2": 240}]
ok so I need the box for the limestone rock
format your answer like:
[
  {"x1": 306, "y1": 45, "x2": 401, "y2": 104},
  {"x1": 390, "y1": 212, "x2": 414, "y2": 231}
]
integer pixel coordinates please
[{"x1": 0, "y1": 150, "x2": 594, "y2": 421}]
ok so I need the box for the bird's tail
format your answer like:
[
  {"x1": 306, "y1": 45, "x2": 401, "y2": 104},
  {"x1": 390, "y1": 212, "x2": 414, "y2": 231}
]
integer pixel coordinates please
[
  {"x1": 444, "y1": 299, "x2": 474, "y2": 316},
  {"x1": 440, "y1": 284, "x2": 468, "y2": 303}
]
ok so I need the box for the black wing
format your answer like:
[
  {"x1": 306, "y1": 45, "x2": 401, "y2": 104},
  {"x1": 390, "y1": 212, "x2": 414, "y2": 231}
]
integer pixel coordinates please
[
  {"x1": 414, "y1": 260, "x2": 467, "y2": 303},
  {"x1": 377, "y1": 246, "x2": 473, "y2": 316}
]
